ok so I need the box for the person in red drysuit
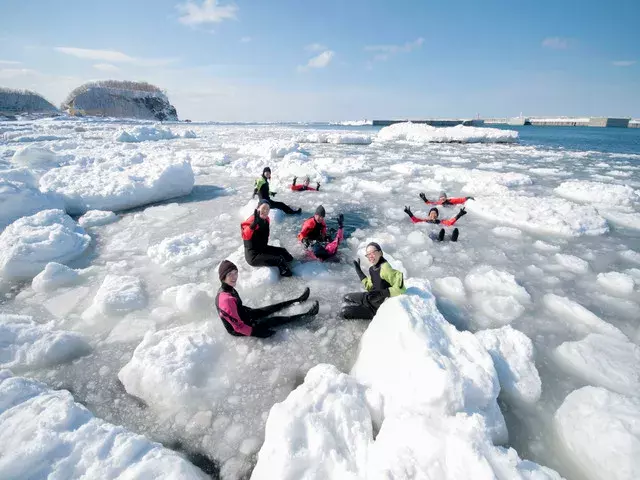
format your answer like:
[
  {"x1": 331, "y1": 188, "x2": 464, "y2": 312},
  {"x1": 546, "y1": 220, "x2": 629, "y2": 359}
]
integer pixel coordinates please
[
  {"x1": 419, "y1": 191, "x2": 474, "y2": 206},
  {"x1": 403, "y1": 205, "x2": 467, "y2": 242},
  {"x1": 291, "y1": 176, "x2": 320, "y2": 192},
  {"x1": 297, "y1": 205, "x2": 344, "y2": 260}
]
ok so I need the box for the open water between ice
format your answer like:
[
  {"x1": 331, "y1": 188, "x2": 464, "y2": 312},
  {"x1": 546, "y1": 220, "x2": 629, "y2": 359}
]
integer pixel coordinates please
[{"x1": 0, "y1": 118, "x2": 639, "y2": 479}]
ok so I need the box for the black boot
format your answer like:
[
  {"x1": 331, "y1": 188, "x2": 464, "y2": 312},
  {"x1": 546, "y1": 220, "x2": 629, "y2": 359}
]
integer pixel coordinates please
[
  {"x1": 298, "y1": 287, "x2": 310, "y2": 302},
  {"x1": 278, "y1": 261, "x2": 293, "y2": 277},
  {"x1": 438, "y1": 228, "x2": 445, "y2": 242},
  {"x1": 451, "y1": 228, "x2": 459, "y2": 242}
]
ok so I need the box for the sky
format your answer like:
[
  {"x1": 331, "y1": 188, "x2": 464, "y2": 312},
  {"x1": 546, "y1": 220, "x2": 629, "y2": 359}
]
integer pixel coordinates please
[{"x1": 1, "y1": 0, "x2": 639, "y2": 121}]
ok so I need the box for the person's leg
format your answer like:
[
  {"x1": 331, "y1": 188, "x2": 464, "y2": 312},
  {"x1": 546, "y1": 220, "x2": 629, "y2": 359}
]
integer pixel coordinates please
[
  {"x1": 268, "y1": 200, "x2": 301, "y2": 215},
  {"x1": 254, "y1": 301, "x2": 319, "y2": 329},
  {"x1": 343, "y1": 292, "x2": 367, "y2": 304},
  {"x1": 264, "y1": 245, "x2": 293, "y2": 262},
  {"x1": 323, "y1": 227, "x2": 344, "y2": 256},
  {"x1": 311, "y1": 243, "x2": 330, "y2": 261},
  {"x1": 246, "y1": 251, "x2": 282, "y2": 268},
  {"x1": 340, "y1": 304, "x2": 375, "y2": 320},
  {"x1": 249, "y1": 288, "x2": 310, "y2": 317}
]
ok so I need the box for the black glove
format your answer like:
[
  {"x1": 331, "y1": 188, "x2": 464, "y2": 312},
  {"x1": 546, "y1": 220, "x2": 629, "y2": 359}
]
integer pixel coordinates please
[
  {"x1": 403, "y1": 206, "x2": 413, "y2": 217},
  {"x1": 252, "y1": 188, "x2": 257, "y2": 198},
  {"x1": 353, "y1": 259, "x2": 367, "y2": 281},
  {"x1": 337, "y1": 213, "x2": 344, "y2": 228},
  {"x1": 292, "y1": 176, "x2": 297, "y2": 186},
  {"x1": 270, "y1": 191, "x2": 277, "y2": 197},
  {"x1": 316, "y1": 182, "x2": 321, "y2": 191},
  {"x1": 455, "y1": 207, "x2": 467, "y2": 220},
  {"x1": 466, "y1": 196, "x2": 475, "y2": 201},
  {"x1": 250, "y1": 209, "x2": 260, "y2": 229},
  {"x1": 419, "y1": 193, "x2": 428, "y2": 203},
  {"x1": 252, "y1": 326, "x2": 275, "y2": 338},
  {"x1": 301, "y1": 238, "x2": 310, "y2": 248}
]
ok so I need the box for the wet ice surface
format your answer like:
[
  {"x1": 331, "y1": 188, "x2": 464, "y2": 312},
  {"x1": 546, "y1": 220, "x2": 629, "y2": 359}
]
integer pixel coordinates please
[{"x1": 0, "y1": 118, "x2": 639, "y2": 479}]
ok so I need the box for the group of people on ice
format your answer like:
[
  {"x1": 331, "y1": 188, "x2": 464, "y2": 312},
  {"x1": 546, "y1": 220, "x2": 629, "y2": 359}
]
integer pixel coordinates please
[{"x1": 215, "y1": 166, "x2": 474, "y2": 338}]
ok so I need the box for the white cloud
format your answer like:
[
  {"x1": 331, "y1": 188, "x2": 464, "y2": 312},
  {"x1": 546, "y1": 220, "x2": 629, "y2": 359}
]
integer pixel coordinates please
[
  {"x1": 306, "y1": 43, "x2": 327, "y2": 52},
  {"x1": 542, "y1": 37, "x2": 569, "y2": 49},
  {"x1": 55, "y1": 47, "x2": 177, "y2": 67},
  {"x1": 0, "y1": 68, "x2": 38, "y2": 79},
  {"x1": 176, "y1": 0, "x2": 237, "y2": 26},
  {"x1": 93, "y1": 63, "x2": 121, "y2": 72},
  {"x1": 298, "y1": 50, "x2": 335, "y2": 72},
  {"x1": 612, "y1": 60, "x2": 636, "y2": 67},
  {"x1": 365, "y1": 37, "x2": 424, "y2": 62},
  {"x1": 240, "y1": 36, "x2": 252, "y2": 43},
  {"x1": 0, "y1": 60, "x2": 22, "y2": 65}
]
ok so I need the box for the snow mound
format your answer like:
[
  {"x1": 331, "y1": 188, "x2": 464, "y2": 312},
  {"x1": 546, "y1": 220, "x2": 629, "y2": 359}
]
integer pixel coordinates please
[
  {"x1": 238, "y1": 140, "x2": 303, "y2": 159},
  {"x1": 350, "y1": 287, "x2": 507, "y2": 443},
  {"x1": 596, "y1": 271, "x2": 635, "y2": 296},
  {"x1": 225, "y1": 246, "x2": 279, "y2": 289},
  {"x1": 0, "y1": 169, "x2": 65, "y2": 230},
  {"x1": 464, "y1": 265, "x2": 531, "y2": 327},
  {"x1": 377, "y1": 122, "x2": 518, "y2": 143},
  {"x1": 0, "y1": 315, "x2": 90, "y2": 370},
  {"x1": 10, "y1": 145, "x2": 59, "y2": 170},
  {"x1": 83, "y1": 275, "x2": 146, "y2": 320},
  {"x1": 492, "y1": 226, "x2": 523, "y2": 238},
  {"x1": 467, "y1": 194, "x2": 609, "y2": 237},
  {"x1": 39, "y1": 156, "x2": 194, "y2": 215},
  {"x1": 0, "y1": 209, "x2": 90, "y2": 281},
  {"x1": 555, "y1": 180, "x2": 638, "y2": 208},
  {"x1": 300, "y1": 132, "x2": 372, "y2": 145},
  {"x1": 78, "y1": 209, "x2": 119, "y2": 228},
  {"x1": 554, "y1": 253, "x2": 590, "y2": 274},
  {"x1": 252, "y1": 364, "x2": 373, "y2": 480},
  {"x1": 31, "y1": 262, "x2": 80, "y2": 293},
  {"x1": 543, "y1": 294, "x2": 627, "y2": 340},
  {"x1": 555, "y1": 386, "x2": 640, "y2": 480},
  {"x1": 116, "y1": 126, "x2": 178, "y2": 142},
  {"x1": 433, "y1": 276, "x2": 466, "y2": 301},
  {"x1": 554, "y1": 333, "x2": 640, "y2": 397},
  {"x1": 475, "y1": 326, "x2": 542, "y2": 405},
  {"x1": 147, "y1": 232, "x2": 214, "y2": 267},
  {"x1": 0, "y1": 373, "x2": 206, "y2": 479},
  {"x1": 118, "y1": 323, "x2": 222, "y2": 411},
  {"x1": 160, "y1": 283, "x2": 212, "y2": 313}
]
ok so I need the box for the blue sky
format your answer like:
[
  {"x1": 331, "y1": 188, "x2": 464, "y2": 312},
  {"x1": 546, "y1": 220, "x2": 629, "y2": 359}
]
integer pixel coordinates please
[{"x1": 1, "y1": 0, "x2": 638, "y2": 121}]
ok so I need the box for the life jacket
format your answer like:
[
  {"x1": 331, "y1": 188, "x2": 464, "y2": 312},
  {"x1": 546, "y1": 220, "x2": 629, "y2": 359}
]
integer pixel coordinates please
[{"x1": 254, "y1": 176, "x2": 270, "y2": 201}]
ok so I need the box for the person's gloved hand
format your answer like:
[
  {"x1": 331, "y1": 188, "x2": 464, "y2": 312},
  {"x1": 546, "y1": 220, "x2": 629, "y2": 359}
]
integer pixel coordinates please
[
  {"x1": 252, "y1": 327, "x2": 275, "y2": 338},
  {"x1": 316, "y1": 182, "x2": 321, "y2": 190},
  {"x1": 419, "y1": 192, "x2": 428, "y2": 203},
  {"x1": 455, "y1": 207, "x2": 467, "y2": 220},
  {"x1": 292, "y1": 176, "x2": 297, "y2": 186},
  {"x1": 353, "y1": 258, "x2": 366, "y2": 281},
  {"x1": 251, "y1": 209, "x2": 260, "y2": 228},
  {"x1": 403, "y1": 206, "x2": 413, "y2": 217},
  {"x1": 337, "y1": 213, "x2": 344, "y2": 228},
  {"x1": 270, "y1": 191, "x2": 277, "y2": 197},
  {"x1": 466, "y1": 196, "x2": 475, "y2": 201},
  {"x1": 301, "y1": 238, "x2": 310, "y2": 248}
]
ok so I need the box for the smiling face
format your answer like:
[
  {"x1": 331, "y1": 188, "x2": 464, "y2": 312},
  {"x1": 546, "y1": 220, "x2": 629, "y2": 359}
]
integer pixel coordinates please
[
  {"x1": 303, "y1": 177, "x2": 310, "y2": 187},
  {"x1": 365, "y1": 245, "x2": 382, "y2": 265},
  {"x1": 224, "y1": 269, "x2": 238, "y2": 287},
  {"x1": 428, "y1": 210, "x2": 439, "y2": 221},
  {"x1": 314, "y1": 213, "x2": 324, "y2": 223},
  {"x1": 258, "y1": 203, "x2": 270, "y2": 219},
  {"x1": 264, "y1": 171, "x2": 271, "y2": 180}
]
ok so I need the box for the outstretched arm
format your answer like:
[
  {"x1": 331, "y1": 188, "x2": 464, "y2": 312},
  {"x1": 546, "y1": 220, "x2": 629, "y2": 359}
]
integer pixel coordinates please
[
  {"x1": 441, "y1": 207, "x2": 467, "y2": 226},
  {"x1": 404, "y1": 206, "x2": 435, "y2": 224}
]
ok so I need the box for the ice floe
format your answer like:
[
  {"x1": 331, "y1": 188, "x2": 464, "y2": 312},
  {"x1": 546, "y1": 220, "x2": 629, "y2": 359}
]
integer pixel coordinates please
[
  {"x1": 376, "y1": 122, "x2": 519, "y2": 143},
  {"x1": 82, "y1": 274, "x2": 146, "y2": 320},
  {"x1": 555, "y1": 180, "x2": 638, "y2": 208},
  {"x1": 31, "y1": 262, "x2": 81, "y2": 292},
  {"x1": 78, "y1": 209, "x2": 119, "y2": 228}
]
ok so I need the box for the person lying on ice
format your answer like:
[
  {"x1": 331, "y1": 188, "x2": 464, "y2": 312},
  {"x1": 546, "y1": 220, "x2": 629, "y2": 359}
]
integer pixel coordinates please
[
  {"x1": 403, "y1": 205, "x2": 467, "y2": 226},
  {"x1": 340, "y1": 242, "x2": 406, "y2": 320},
  {"x1": 419, "y1": 191, "x2": 474, "y2": 206},
  {"x1": 253, "y1": 166, "x2": 301, "y2": 214},
  {"x1": 215, "y1": 260, "x2": 319, "y2": 338},
  {"x1": 297, "y1": 205, "x2": 344, "y2": 261},
  {"x1": 291, "y1": 176, "x2": 321, "y2": 192},
  {"x1": 242, "y1": 200, "x2": 294, "y2": 277}
]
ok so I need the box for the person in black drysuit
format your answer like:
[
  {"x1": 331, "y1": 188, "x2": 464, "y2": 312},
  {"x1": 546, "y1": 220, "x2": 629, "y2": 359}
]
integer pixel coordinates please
[
  {"x1": 253, "y1": 166, "x2": 301, "y2": 215},
  {"x1": 215, "y1": 260, "x2": 319, "y2": 338},
  {"x1": 340, "y1": 242, "x2": 407, "y2": 320},
  {"x1": 241, "y1": 200, "x2": 294, "y2": 277}
]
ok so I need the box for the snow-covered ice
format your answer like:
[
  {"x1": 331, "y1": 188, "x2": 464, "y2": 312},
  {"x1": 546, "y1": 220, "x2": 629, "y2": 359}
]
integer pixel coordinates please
[
  {"x1": 39, "y1": 156, "x2": 194, "y2": 214},
  {"x1": 0, "y1": 372, "x2": 207, "y2": 479},
  {"x1": 31, "y1": 262, "x2": 80, "y2": 292},
  {"x1": 78, "y1": 209, "x2": 119, "y2": 227},
  {"x1": 115, "y1": 125, "x2": 179, "y2": 142},
  {"x1": 596, "y1": 271, "x2": 636, "y2": 296},
  {"x1": 82, "y1": 274, "x2": 146, "y2": 320},
  {"x1": 555, "y1": 386, "x2": 640, "y2": 480},
  {"x1": 147, "y1": 232, "x2": 214, "y2": 267},
  {"x1": 555, "y1": 180, "x2": 638, "y2": 208},
  {"x1": 0, "y1": 209, "x2": 90, "y2": 281},
  {"x1": 376, "y1": 122, "x2": 519, "y2": 143}
]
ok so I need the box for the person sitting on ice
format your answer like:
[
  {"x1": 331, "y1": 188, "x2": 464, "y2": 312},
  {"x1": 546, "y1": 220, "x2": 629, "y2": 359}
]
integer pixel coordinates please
[
  {"x1": 291, "y1": 176, "x2": 321, "y2": 192},
  {"x1": 297, "y1": 205, "x2": 344, "y2": 261},
  {"x1": 419, "y1": 191, "x2": 474, "y2": 206},
  {"x1": 242, "y1": 200, "x2": 294, "y2": 277},
  {"x1": 340, "y1": 242, "x2": 406, "y2": 320},
  {"x1": 403, "y1": 205, "x2": 467, "y2": 242},
  {"x1": 253, "y1": 166, "x2": 301, "y2": 215},
  {"x1": 215, "y1": 260, "x2": 319, "y2": 338}
]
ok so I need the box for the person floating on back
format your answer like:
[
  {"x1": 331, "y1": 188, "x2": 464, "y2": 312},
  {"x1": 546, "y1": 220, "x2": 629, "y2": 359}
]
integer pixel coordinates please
[
  {"x1": 291, "y1": 176, "x2": 320, "y2": 192},
  {"x1": 253, "y1": 166, "x2": 301, "y2": 214},
  {"x1": 242, "y1": 200, "x2": 294, "y2": 276},
  {"x1": 215, "y1": 260, "x2": 319, "y2": 338},
  {"x1": 403, "y1": 205, "x2": 467, "y2": 242},
  {"x1": 298, "y1": 206, "x2": 344, "y2": 261},
  {"x1": 419, "y1": 191, "x2": 474, "y2": 206},
  {"x1": 340, "y1": 242, "x2": 406, "y2": 320}
]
